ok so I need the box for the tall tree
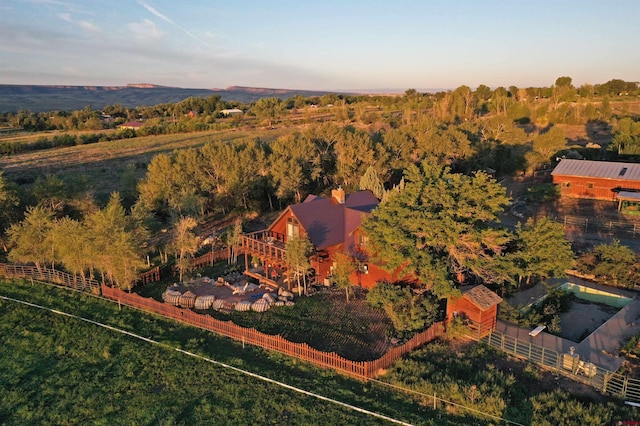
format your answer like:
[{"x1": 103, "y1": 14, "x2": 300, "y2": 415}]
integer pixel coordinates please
[
  {"x1": 7, "y1": 206, "x2": 54, "y2": 271},
  {"x1": 285, "y1": 235, "x2": 313, "y2": 295},
  {"x1": 586, "y1": 240, "x2": 636, "y2": 288},
  {"x1": 359, "y1": 165, "x2": 385, "y2": 200},
  {"x1": 172, "y1": 216, "x2": 200, "y2": 282},
  {"x1": 0, "y1": 171, "x2": 20, "y2": 248},
  {"x1": 227, "y1": 220, "x2": 243, "y2": 265},
  {"x1": 332, "y1": 252, "x2": 356, "y2": 302},
  {"x1": 362, "y1": 162, "x2": 512, "y2": 298},
  {"x1": 251, "y1": 97, "x2": 285, "y2": 126},
  {"x1": 86, "y1": 193, "x2": 145, "y2": 289},
  {"x1": 51, "y1": 217, "x2": 90, "y2": 283}
]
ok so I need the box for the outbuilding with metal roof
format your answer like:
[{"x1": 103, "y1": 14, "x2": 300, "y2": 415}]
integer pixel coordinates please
[{"x1": 551, "y1": 159, "x2": 640, "y2": 200}]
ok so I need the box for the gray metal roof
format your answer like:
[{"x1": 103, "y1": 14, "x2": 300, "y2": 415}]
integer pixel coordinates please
[
  {"x1": 551, "y1": 159, "x2": 640, "y2": 181},
  {"x1": 618, "y1": 191, "x2": 640, "y2": 200}
]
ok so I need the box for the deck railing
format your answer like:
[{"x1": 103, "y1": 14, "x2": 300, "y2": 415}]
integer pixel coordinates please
[{"x1": 242, "y1": 230, "x2": 288, "y2": 264}]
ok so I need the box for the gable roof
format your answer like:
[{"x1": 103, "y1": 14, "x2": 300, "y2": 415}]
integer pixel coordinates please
[
  {"x1": 551, "y1": 159, "x2": 640, "y2": 182},
  {"x1": 463, "y1": 285, "x2": 503, "y2": 311},
  {"x1": 271, "y1": 190, "x2": 379, "y2": 250}
]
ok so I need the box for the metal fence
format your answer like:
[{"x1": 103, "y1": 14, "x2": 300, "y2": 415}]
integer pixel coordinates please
[
  {"x1": 553, "y1": 215, "x2": 640, "y2": 237},
  {"x1": 466, "y1": 322, "x2": 640, "y2": 402}
]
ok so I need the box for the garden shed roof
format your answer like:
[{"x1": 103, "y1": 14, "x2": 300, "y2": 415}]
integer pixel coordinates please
[{"x1": 463, "y1": 285, "x2": 503, "y2": 311}]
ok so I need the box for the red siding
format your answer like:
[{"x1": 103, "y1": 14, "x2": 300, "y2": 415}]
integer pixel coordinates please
[
  {"x1": 270, "y1": 209, "x2": 302, "y2": 238},
  {"x1": 447, "y1": 297, "x2": 498, "y2": 337},
  {"x1": 553, "y1": 174, "x2": 640, "y2": 200}
]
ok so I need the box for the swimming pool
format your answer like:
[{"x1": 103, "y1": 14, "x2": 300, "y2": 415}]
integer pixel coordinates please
[{"x1": 559, "y1": 282, "x2": 632, "y2": 309}]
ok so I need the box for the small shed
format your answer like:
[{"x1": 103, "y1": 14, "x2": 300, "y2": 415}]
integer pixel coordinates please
[{"x1": 447, "y1": 285, "x2": 503, "y2": 337}]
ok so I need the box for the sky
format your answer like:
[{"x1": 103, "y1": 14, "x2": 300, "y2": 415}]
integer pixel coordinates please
[{"x1": 0, "y1": 0, "x2": 638, "y2": 92}]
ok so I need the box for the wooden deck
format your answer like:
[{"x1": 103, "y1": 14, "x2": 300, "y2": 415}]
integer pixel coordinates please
[
  {"x1": 242, "y1": 230, "x2": 287, "y2": 266},
  {"x1": 244, "y1": 270, "x2": 280, "y2": 289}
]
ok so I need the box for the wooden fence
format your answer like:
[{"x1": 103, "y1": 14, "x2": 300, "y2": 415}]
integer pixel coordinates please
[
  {"x1": 0, "y1": 263, "x2": 100, "y2": 293},
  {"x1": 137, "y1": 266, "x2": 161, "y2": 285},
  {"x1": 101, "y1": 284, "x2": 443, "y2": 380},
  {"x1": 191, "y1": 248, "x2": 232, "y2": 270}
]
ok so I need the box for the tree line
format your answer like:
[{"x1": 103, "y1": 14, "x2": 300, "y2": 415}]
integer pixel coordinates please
[{"x1": 2, "y1": 77, "x2": 637, "y2": 134}]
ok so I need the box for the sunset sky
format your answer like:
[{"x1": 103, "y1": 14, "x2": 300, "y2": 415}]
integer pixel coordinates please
[{"x1": 1, "y1": 0, "x2": 638, "y2": 92}]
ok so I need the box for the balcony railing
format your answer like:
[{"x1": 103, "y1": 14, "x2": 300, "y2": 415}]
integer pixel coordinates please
[{"x1": 241, "y1": 230, "x2": 288, "y2": 264}]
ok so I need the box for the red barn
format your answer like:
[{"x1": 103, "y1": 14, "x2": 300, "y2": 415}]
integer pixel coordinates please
[
  {"x1": 242, "y1": 188, "x2": 396, "y2": 289},
  {"x1": 446, "y1": 285, "x2": 503, "y2": 337},
  {"x1": 551, "y1": 159, "x2": 640, "y2": 200}
]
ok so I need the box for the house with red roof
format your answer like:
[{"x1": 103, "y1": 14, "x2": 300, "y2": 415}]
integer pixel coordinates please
[{"x1": 241, "y1": 188, "x2": 397, "y2": 289}]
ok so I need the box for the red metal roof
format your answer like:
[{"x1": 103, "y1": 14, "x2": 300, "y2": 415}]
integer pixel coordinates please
[{"x1": 551, "y1": 159, "x2": 640, "y2": 181}]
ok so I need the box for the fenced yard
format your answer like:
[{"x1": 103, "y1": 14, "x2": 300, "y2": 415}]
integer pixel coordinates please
[
  {"x1": 0, "y1": 262, "x2": 443, "y2": 380},
  {"x1": 102, "y1": 284, "x2": 444, "y2": 380},
  {"x1": 465, "y1": 321, "x2": 640, "y2": 403}
]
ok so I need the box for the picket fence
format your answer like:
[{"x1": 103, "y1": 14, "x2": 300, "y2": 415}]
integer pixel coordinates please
[{"x1": 101, "y1": 284, "x2": 443, "y2": 380}]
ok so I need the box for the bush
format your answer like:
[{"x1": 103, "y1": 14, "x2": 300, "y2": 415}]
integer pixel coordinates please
[{"x1": 367, "y1": 282, "x2": 439, "y2": 336}]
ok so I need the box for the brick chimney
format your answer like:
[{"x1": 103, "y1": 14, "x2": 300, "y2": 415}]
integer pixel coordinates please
[{"x1": 332, "y1": 187, "x2": 345, "y2": 204}]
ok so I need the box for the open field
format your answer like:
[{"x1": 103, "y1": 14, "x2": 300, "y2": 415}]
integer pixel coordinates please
[{"x1": 0, "y1": 127, "x2": 291, "y2": 195}]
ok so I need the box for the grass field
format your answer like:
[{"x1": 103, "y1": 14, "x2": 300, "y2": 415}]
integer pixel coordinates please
[
  {"x1": 0, "y1": 279, "x2": 483, "y2": 425},
  {"x1": 0, "y1": 127, "x2": 291, "y2": 196}
]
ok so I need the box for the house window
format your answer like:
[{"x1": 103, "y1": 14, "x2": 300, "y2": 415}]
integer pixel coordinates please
[
  {"x1": 286, "y1": 217, "x2": 299, "y2": 238},
  {"x1": 359, "y1": 234, "x2": 369, "y2": 246},
  {"x1": 562, "y1": 182, "x2": 571, "y2": 188},
  {"x1": 587, "y1": 182, "x2": 594, "y2": 189}
]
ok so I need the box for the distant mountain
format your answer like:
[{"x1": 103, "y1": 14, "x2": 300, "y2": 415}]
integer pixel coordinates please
[{"x1": 0, "y1": 84, "x2": 338, "y2": 113}]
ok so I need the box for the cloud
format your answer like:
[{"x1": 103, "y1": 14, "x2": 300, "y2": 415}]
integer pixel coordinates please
[
  {"x1": 78, "y1": 20, "x2": 100, "y2": 32},
  {"x1": 57, "y1": 11, "x2": 99, "y2": 32},
  {"x1": 138, "y1": 0, "x2": 173, "y2": 24},
  {"x1": 128, "y1": 19, "x2": 163, "y2": 42},
  {"x1": 137, "y1": 0, "x2": 216, "y2": 51}
]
